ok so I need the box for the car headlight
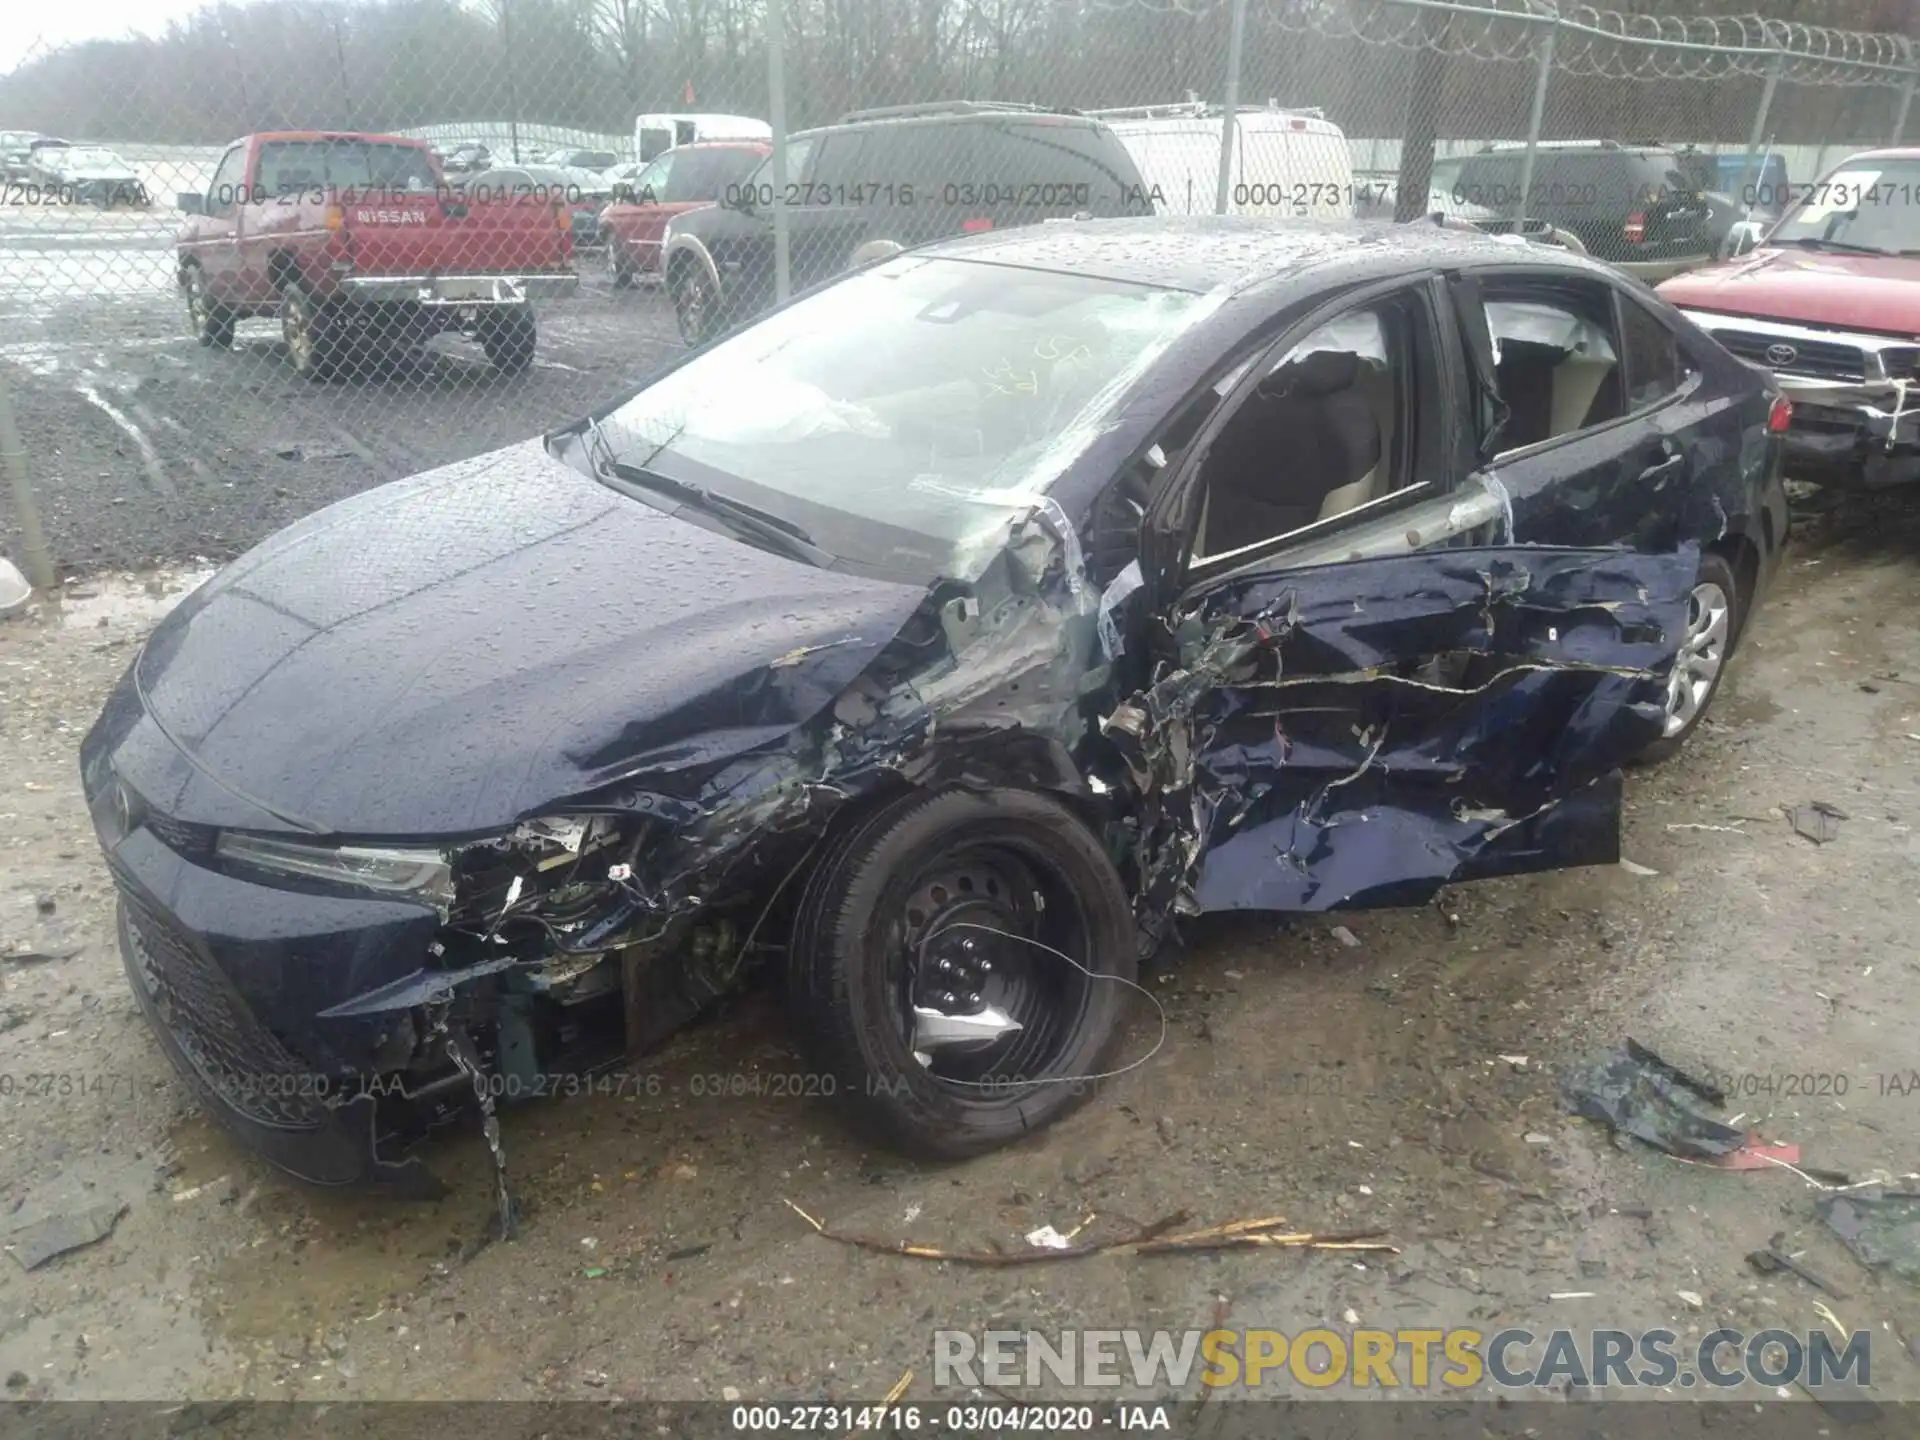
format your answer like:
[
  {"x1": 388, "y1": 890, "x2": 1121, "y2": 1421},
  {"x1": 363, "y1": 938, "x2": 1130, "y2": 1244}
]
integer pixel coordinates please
[{"x1": 216, "y1": 832, "x2": 454, "y2": 908}]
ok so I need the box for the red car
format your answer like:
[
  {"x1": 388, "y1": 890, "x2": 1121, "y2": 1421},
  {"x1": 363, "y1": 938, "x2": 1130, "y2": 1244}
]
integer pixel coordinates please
[
  {"x1": 176, "y1": 131, "x2": 579, "y2": 379},
  {"x1": 1658, "y1": 145, "x2": 1920, "y2": 491},
  {"x1": 601, "y1": 139, "x2": 769, "y2": 287}
]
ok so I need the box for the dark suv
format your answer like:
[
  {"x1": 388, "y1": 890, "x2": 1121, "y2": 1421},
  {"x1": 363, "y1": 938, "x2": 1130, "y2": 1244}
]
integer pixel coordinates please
[
  {"x1": 1443, "y1": 141, "x2": 1714, "y2": 280},
  {"x1": 661, "y1": 101, "x2": 1154, "y2": 344}
]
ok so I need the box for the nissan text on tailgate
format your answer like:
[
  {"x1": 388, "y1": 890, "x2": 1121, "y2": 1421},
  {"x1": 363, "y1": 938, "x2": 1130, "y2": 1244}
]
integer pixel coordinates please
[
  {"x1": 1657, "y1": 146, "x2": 1920, "y2": 490},
  {"x1": 176, "y1": 131, "x2": 580, "y2": 379}
]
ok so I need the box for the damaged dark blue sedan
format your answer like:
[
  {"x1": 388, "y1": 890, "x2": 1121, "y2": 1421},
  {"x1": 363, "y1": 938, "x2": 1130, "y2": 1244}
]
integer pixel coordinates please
[{"x1": 81, "y1": 217, "x2": 1790, "y2": 1197}]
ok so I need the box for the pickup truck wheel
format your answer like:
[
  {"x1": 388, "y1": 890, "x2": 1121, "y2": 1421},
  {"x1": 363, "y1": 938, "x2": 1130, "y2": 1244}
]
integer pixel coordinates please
[
  {"x1": 788, "y1": 787, "x2": 1138, "y2": 1159},
  {"x1": 279, "y1": 282, "x2": 343, "y2": 381},
  {"x1": 184, "y1": 267, "x2": 236, "y2": 349},
  {"x1": 671, "y1": 265, "x2": 715, "y2": 346},
  {"x1": 478, "y1": 307, "x2": 537, "y2": 373},
  {"x1": 606, "y1": 241, "x2": 635, "y2": 289}
]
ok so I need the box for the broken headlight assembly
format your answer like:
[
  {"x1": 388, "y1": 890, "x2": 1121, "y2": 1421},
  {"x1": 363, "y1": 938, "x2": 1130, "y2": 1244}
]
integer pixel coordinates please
[{"x1": 215, "y1": 832, "x2": 456, "y2": 910}]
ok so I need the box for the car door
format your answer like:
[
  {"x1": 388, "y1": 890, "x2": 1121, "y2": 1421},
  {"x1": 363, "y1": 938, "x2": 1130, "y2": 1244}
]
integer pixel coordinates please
[
  {"x1": 1447, "y1": 267, "x2": 1708, "y2": 551},
  {"x1": 193, "y1": 143, "x2": 250, "y2": 304},
  {"x1": 1114, "y1": 274, "x2": 1691, "y2": 924}
]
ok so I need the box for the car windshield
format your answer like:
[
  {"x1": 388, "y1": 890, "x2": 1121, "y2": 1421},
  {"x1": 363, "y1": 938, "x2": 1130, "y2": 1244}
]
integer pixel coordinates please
[
  {"x1": 594, "y1": 255, "x2": 1218, "y2": 581},
  {"x1": 58, "y1": 148, "x2": 124, "y2": 169},
  {"x1": 1769, "y1": 158, "x2": 1920, "y2": 254}
]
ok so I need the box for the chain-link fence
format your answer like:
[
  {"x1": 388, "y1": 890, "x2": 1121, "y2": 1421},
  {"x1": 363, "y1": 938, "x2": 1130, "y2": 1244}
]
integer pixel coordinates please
[{"x1": 0, "y1": 0, "x2": 1915, "y2": 583}]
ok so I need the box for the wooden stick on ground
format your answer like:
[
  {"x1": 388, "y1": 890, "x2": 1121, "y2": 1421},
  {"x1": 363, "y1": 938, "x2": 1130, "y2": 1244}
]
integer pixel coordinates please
[{"x1": 784, "y1": 1200, "x2": 1399, "y2": 1265}]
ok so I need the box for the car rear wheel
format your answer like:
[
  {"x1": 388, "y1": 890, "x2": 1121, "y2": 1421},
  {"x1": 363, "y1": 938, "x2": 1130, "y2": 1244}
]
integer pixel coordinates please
[
  {"x1": 478, "y1": 306, "x2": 537, "y2": 373},
  {"x1": 1639, "y1": 551, "x2": 1742, "y2": 763},
  {"x1": 279, "y1": 281, "x2": 344, "y2": 381},
  {"x1": 789, "y1": 787, "x2": 1138, "y2": 1160},
  {"x1": 184, "y1": 266, "x2": 234, "y2": 349},
  {"x1": 671, "y1": 263, "x2": 716, "y2": 347}
]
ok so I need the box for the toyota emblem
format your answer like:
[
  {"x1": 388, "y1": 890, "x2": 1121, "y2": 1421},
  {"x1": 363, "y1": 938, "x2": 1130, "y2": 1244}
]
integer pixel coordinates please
[{"x1": 1765, "y1": 343, "x2": 1798, "y2": 366}]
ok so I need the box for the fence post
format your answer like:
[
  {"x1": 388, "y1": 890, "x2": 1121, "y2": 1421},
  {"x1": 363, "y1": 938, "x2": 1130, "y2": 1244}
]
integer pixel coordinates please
[
  {"x1": 1737, "y1": 50, "x2": 1784, "y2": 209},
  {"x1": 1513, "y1": 7, "x2": 1558, "y2": 223},
  {"x1": 1213, "y1": 0, "x2": 1249, "y2": 215},
  {"x1": 0, "y1": 368, "x2": 55, "y2": 592},
  {"x1": 767, "y1": 0, "x2": 791, "y2": 302},
  {"x1": 1894, "y1": 67, "x2": 1918, "y2": 146}
]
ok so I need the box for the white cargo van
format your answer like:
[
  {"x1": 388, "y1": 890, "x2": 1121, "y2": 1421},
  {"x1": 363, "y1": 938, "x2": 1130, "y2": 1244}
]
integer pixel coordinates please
[
  {"x1": 1087, "y1": 102, "x2": 1355, "y2": 220},
  {"x1": 633, "y1": 113, "x2": 772, "y2": 163}
]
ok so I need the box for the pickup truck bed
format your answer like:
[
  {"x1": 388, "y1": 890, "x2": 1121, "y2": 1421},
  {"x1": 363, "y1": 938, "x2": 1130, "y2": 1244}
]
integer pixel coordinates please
[{"x1": 176, "y1": 131, "x2": 580, "y2": 378}]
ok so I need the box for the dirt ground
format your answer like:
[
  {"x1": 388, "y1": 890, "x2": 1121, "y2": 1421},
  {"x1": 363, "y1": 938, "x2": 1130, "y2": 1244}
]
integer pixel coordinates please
[{"x1": 1, "y1": 490, "x2": 1918, "y2": 1407}]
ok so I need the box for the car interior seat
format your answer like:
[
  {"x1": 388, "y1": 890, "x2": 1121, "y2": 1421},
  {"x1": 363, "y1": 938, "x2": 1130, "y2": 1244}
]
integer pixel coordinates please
[
  {"x1": 1315, "y1": 356, "x2": 1398, "y2": 521},
  {"x1": 1197, "y1": 349, "x2": 1383, "y2": 558}
]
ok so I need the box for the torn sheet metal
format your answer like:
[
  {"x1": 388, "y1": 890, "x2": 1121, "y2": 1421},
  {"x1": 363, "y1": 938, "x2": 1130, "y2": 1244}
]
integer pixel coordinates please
[{"x1": 1103, "y1": 546, "x2": 1693, "y2": 925}]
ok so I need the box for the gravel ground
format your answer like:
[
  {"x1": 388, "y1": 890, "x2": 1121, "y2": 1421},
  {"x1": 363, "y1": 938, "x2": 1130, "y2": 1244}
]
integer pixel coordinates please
[{"x1": 3, "y1": 203, "x2": 1920, "y2": 1413}]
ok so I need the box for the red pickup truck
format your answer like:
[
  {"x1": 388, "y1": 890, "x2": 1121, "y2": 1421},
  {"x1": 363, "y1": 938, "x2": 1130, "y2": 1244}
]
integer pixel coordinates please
[
  {"x1": 176, "y1": 131, "x2": 579, "y2": 379},
  {"x1": 1658, "y1": 145, "x2": 1920, "y2": 491}
]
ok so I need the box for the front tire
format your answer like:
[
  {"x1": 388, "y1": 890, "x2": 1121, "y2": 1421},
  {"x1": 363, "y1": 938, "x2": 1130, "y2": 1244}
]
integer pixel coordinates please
[
  {"x1": 478, "y1": 306, "x2": 537, "y2": 373},
  {"x1": 1639, "y1": 551, "x2": 1742, "y2": 763},
  {"x1": 789, "y1": 787, "x2": 1138, "y2": 1159},
  {"x1": 607, "y1": 239, "x2": 635, "y2": 289},
  {"x1": 671, "y1": 261, "x2": 717, "y2": 347}
]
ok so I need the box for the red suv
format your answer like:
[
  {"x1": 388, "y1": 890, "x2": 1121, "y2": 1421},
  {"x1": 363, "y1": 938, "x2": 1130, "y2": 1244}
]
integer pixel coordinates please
[
  {"x1": 1659, "y1": 146, "x2": 1920, "y2": 491},
  {"x1": 601, "y1": 140, "x2": 769, "y2": 287}
]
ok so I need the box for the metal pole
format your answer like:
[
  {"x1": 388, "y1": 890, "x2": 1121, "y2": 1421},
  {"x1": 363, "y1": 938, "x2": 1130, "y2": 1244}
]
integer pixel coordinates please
[
  {"x1": 1513, "y1": 12, "x2": 1556, "y2": 223},
  {"x1": 768, "y1": 0, "x2": 791, "y2": 301},
  {"x1": 1213, "y1": 0, "x2": 1248, "y2": 215},
  {"x1": 0, "y1": 369, "x2": 55, "y2": 591},
  {"x1": 1894, "y1": 69, "x2": 1917, "y2": 146},
  {"x1": 1738, "y1": 52, "x2": 1783, "y2": 211}
]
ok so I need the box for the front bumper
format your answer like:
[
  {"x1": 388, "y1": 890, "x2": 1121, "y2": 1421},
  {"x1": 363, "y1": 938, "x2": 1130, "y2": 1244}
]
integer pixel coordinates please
[
  {"x1": 94, "y1": 803, "x2": 457, "y2": 1192},
  {"x1": 336, "y1": 272, "x2": 580, "y2": 306},
  {"x1": 1680, "y1": 308, "x2": 1920, "y2": 489}
]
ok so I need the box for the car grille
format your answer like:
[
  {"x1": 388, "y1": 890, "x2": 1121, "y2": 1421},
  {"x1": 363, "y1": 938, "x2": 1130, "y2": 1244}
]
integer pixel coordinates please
[
  {"x1": 1708, "y1": 329, "x2": 1866, "y2": 383},
  {"x1": 117, "y1": 880, "x2": 328, "y2": 1131}
]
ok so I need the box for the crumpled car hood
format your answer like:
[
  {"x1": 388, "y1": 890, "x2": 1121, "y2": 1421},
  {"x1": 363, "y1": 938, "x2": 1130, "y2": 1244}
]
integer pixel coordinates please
[{"x1": 116, "y1": 440, "x2": 927, "y2": 836}]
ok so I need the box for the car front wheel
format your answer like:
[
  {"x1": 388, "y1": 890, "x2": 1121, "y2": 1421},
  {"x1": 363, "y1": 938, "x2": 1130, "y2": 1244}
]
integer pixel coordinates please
[
  {"x1": 789, "y1": 787, "x2": 1139, "y2": 1159},
  {"x1": 1640, "y1": 551, "x2": 1742, "y2": 763},
  {"x1": 671, "y1": 263, "x2": 716, "y2": 346}
]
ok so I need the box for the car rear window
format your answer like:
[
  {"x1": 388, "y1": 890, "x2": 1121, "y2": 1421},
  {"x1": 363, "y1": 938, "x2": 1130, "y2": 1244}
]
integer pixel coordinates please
[{"x1": 257, "y1": 140, "x2": 438, "y2": 196}]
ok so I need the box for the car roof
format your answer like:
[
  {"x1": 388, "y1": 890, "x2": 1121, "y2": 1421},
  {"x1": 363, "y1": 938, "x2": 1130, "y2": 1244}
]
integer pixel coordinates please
[
  {"x1": 791, "y1": 109, "x2": 1106, "y2": 142},
  {"x1": 910, "y1": 215, "x2": 1598, "y2": 295},
  {"x1": 1822, "y1": 146, "x2": 1920, "y2": 164}
]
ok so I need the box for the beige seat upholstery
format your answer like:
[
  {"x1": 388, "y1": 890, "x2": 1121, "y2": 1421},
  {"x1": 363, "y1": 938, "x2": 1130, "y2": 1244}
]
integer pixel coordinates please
[{"x1": 1316, "y1": 357, "x2": 1398, "y2": 521}]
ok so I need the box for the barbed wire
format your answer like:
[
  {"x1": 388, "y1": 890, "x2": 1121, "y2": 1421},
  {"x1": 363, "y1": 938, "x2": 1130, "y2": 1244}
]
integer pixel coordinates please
[{"x1": 1078, "y1": 0, "x2": 1917, "y2": 88}]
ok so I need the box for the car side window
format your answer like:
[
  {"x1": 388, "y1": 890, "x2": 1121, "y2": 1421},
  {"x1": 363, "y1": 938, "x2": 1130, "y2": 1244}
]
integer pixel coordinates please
[
  {"x1": 805, "y1": 132, "x2": 868, "y2": 195},
  {"x1": 1617, "y1": 296, "x2": 1688, "y2": 410},
  {"x1": 1188, "y1": 290, "x2": 1428, "y2": 567},
  {"x1": 1481, "y1": 279, "x2": 1625, "y2": 455},
  {"x1": 205, "y1": 145, "x2": 247, "y2": 216}
]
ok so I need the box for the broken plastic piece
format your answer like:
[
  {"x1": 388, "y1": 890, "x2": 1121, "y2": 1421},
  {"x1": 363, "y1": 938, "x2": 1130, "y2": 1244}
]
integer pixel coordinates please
[
  {"x1": 1560, "y1": 1040, "x2": 1745, "y2": 1159},
  {"x1": 1788, "y1": 800, "x2": 1847, "y2": 845},
  {"x1": 1816, "y1": 1190, "x2": 1920, "y2": 1285}
]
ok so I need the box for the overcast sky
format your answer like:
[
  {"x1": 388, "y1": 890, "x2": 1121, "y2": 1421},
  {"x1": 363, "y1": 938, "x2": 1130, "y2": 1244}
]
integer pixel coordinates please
[{"x1": 2, "y1": 0, "x2": 211, "y2": 73}]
